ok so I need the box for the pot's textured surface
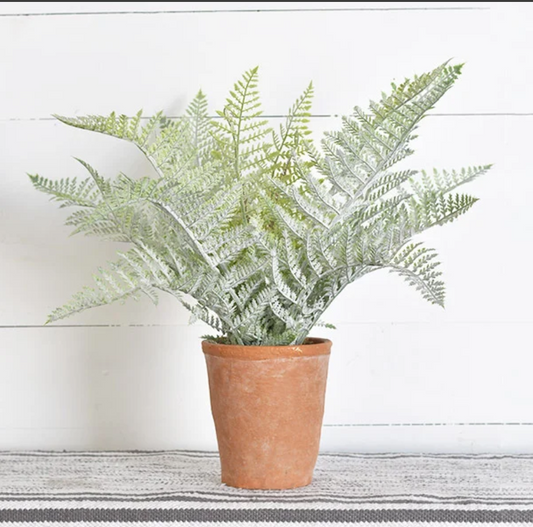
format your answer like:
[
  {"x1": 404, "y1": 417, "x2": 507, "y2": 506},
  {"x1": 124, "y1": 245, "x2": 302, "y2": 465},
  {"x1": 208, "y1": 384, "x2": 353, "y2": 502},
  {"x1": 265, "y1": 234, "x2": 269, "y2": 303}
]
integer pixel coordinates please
[{"x1": 202, "y1": 338, "x2": 331, "y2": 490}]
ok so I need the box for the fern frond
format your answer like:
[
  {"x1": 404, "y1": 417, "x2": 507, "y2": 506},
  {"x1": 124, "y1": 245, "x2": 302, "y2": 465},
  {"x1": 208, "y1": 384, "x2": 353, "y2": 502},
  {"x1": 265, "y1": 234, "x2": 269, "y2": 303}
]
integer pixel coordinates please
[
  {"x1": 325, "y1": 62, "x2": 464, "y2": 220},
  {"x1": 212, "y1": 67, "x2": 271, "y2": 177},
  {"x1": 54, "y1": 110, "x2": 160, "y2": 145},
  {"x1": 409, "y1": 165, "x2": 491, "y2": 198},
  {"x1": 46, "y1": 246, "x2": 178, "y2": 323},
  {"x1": 271, "y1": 81, "x2": 314, "y2": 183},
  {"x1": 408, "y1": 192, "x2": 479, "y2": 231},
  {"x1": 186, "y1": 90, "x2": 213, "y2": 167},
  {"x1": 390, "y1": 243, "x2": 445, "y2": 306},
  {"x1": 28, "y1": 174, "x2": 99, "y2": 208}
]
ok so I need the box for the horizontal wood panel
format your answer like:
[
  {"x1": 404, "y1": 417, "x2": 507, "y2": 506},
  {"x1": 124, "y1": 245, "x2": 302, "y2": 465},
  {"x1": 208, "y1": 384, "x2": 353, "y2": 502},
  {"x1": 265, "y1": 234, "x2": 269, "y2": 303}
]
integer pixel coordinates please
[
  {"x1": 1, "y1": 5, "x2": 531, "y2": 118},
  {"x1": 0, "y1": 325, "x2": 216, "y2": 451},
  {"x1": 4, "y1": 424, "x2": 532, "y2": 453},
  {"x1": 2, "y1": 1, "x2": 531, "y2": 453},
  {"x1": 0, "y1": 322, "x2": 531, "y2": 451},
  {"x1": 321, "y1": 425, "x2": 533, "y2": 454}
]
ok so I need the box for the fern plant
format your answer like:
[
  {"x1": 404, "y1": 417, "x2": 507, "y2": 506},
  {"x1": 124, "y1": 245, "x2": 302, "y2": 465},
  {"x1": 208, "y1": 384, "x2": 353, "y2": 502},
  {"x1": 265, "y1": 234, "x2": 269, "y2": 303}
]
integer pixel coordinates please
[{"x1": 30, "y1": 62, "x2": 491, "y2": 346}]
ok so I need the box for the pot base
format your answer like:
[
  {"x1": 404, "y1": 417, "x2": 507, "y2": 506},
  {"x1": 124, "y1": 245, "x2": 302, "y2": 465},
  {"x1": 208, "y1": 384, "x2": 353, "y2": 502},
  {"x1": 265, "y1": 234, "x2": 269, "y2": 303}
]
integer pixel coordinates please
[{"x1": 222, "y1": 474, "x2": 313, "y2": 490}]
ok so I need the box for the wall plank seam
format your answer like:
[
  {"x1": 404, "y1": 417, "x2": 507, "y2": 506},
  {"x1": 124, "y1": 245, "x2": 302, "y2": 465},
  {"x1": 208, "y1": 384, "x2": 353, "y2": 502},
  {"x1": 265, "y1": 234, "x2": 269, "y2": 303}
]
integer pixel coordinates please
[{"x1": 0, "y1": 6, "x2": 489, "y2": 18}]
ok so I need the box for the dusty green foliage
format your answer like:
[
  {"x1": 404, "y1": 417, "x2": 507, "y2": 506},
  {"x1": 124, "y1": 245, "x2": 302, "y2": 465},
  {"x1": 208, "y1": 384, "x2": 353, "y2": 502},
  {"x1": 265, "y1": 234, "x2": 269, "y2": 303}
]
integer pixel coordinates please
[{"x1": 30, "y1": 62, "x2": 491, "y2": 345}]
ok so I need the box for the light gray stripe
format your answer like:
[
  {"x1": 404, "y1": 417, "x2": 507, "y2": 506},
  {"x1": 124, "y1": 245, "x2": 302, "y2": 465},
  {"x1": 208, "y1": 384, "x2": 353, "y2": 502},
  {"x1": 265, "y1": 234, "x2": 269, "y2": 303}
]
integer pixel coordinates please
[
  {"x1": 0, "y1": 507, "x2": 530, "y2": 523},
  {"x1": 0, "y1": 450, "x2": 218, "y2": 458},
  {"x1": 5, "y1": 451, "x2": 533, "y2": 459},
  {"x1": 2, "y1": 493, "x2": 533, "y2": 506},
  {"x1": 319, "y1": 452, "x2": 533, "y2": 460}
]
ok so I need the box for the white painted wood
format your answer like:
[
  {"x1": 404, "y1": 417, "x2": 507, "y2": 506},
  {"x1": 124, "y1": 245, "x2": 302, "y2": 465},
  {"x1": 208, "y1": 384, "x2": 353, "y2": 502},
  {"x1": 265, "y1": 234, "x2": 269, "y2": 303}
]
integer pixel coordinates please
[
  {"x1": 1, "y1": 4, "x2": 531, "y2": 120},
  {"x1": 321, "y1": 425, "x2": 533, "y2": 454},
  {"x1": 0, "y1": 325, "x2": 216, "y2": 451},
  {"x1": 1, "y1": 2, "x2": 532, "y2": 452},
  {"x1": 1, "y1": 322, "x2": 532, "y2": 452}
]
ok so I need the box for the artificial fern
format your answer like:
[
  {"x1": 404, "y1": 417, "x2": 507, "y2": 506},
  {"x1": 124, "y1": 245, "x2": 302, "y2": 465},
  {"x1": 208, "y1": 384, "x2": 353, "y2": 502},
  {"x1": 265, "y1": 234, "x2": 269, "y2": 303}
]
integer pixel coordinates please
[{"x1": 30, "y1": 62, "x2": 491, "y2": 345}]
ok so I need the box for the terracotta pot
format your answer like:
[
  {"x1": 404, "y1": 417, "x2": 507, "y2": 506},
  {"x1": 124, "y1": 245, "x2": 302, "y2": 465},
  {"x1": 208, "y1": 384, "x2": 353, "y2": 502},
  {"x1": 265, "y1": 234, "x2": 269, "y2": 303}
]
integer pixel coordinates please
[{"x1": 202, "y1": 337, "x2": 331, "y2": 490}]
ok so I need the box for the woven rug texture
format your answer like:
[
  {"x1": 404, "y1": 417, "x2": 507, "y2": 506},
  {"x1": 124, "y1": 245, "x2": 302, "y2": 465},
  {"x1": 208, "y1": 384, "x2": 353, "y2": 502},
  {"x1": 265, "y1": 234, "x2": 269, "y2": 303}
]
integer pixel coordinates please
[{"x1": 1, "y1": 451, "x2": 532, "y2": 524}]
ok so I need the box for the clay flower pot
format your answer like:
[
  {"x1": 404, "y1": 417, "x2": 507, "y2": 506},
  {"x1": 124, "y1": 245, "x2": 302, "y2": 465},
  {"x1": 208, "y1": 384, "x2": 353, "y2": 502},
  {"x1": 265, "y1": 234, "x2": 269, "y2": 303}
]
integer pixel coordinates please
[{"x1": 202, "y1": 337, "x2": 331, "y2": 490}]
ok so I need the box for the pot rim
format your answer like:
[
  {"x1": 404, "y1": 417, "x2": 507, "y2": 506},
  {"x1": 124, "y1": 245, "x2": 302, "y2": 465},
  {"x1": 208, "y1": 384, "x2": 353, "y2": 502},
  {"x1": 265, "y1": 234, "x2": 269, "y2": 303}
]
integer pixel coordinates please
[{"x1": 202, "y1": 337, "x2": 332, "y2": 360}]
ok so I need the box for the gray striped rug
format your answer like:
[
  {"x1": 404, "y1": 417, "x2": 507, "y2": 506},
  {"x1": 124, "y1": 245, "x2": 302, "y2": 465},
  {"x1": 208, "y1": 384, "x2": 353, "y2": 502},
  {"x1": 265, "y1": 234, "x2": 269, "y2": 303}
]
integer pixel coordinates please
[{"x1": 1, "y1": 451, "x2": 533, "y2": 524}]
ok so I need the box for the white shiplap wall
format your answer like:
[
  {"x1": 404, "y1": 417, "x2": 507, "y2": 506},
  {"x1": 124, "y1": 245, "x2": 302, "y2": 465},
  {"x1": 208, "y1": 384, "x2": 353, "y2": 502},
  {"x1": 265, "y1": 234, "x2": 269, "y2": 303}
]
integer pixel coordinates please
[{"x1": 1, "y1": 2, "x2": 532, "y2": 453}]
